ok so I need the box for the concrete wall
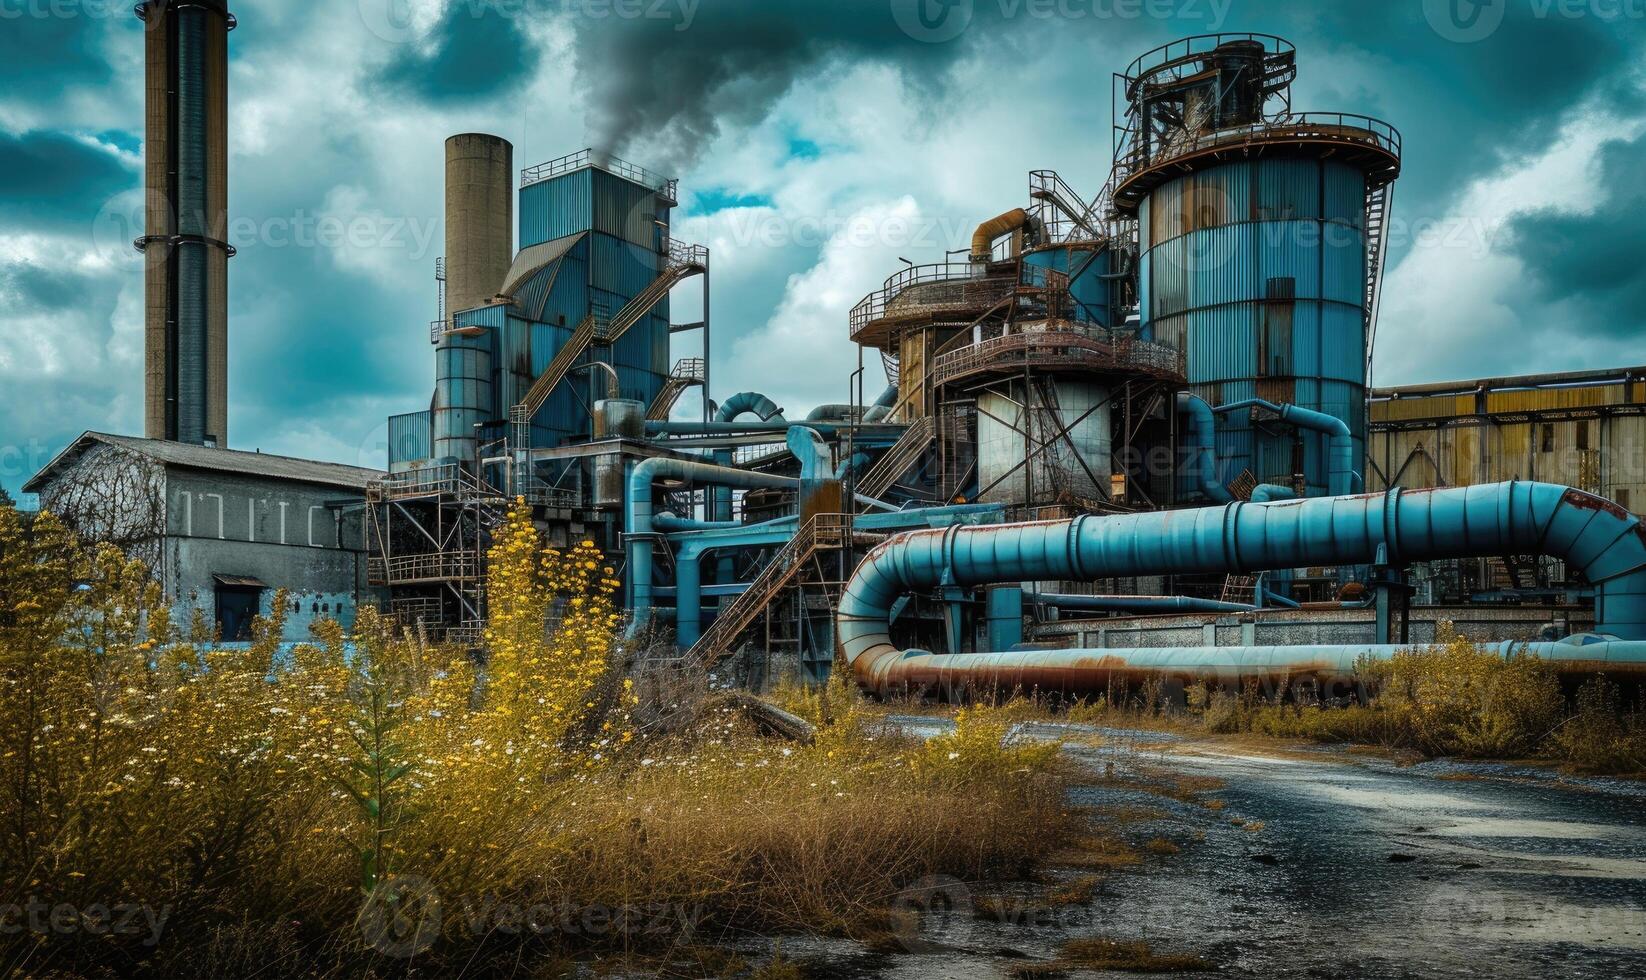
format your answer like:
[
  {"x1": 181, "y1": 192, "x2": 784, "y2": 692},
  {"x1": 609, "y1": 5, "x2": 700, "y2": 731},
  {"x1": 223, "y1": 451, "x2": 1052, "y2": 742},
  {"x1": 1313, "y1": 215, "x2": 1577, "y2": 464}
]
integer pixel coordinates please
[{"x1": 163, "y1": 468, "x2": 371, "y2": 637}]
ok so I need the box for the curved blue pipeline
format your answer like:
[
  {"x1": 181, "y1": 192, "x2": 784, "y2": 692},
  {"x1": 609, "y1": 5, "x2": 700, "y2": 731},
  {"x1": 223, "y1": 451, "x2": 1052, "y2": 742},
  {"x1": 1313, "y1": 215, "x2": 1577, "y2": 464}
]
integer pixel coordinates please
[
  {"x1": 837, "y1": 481, "x2": 1646, "y2": 694},
  {"x1": 708, "y1": 392, "x2": 786, "y2": 522},
  {"x1": 1177, "y1": 393, "x2": 1231, "y2": 504},
  {"x1": 1214, "y1": 398, "x2": 1357, "y2": 497},
  {"x1": 626, "y1": 458, "x2": 797, "y2": 635},
  {"x1": 715, "y1": 392, "x2": 786, "y2": 424},
  {"x1": 1250, "y1": 484, "x2": 1297, "y2": 503}
]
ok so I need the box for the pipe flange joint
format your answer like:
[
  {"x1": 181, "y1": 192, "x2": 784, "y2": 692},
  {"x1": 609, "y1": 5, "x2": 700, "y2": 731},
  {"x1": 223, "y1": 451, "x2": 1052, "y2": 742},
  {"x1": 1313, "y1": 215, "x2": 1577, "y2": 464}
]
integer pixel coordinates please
[
  {"x1": 939, "y1": 523, "x2": 963, "y2": 587},
  {"x1": 1067, "y1": 514, "x2": 1092, "y2": 581},
  {"x1": 1382, "y1": 486, "x2": 1404, "y2": 568}
]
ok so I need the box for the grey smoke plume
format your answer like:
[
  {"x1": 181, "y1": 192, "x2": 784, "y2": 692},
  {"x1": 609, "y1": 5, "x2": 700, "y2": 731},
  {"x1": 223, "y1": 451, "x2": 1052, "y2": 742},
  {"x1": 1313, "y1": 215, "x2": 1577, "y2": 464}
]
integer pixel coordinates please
[{"x1": 569, "y1": 0, "x2": 1008, "y2": 169}]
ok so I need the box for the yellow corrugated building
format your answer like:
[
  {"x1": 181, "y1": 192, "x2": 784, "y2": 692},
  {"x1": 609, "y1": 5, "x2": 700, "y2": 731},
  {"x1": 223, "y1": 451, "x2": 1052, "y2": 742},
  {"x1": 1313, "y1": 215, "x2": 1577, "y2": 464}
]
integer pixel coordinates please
[{"x1": 1369, "y1": 367, "x2": 1646, "y2": 513}]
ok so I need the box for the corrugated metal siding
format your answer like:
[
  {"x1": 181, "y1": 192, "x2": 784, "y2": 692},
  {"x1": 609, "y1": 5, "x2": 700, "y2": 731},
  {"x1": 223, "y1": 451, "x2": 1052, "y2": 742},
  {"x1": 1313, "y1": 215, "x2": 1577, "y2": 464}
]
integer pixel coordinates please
[
  {"x1": 388, "y1": 410, "x2": 432, "y2": 468},
  {"x1": 1143, "y1": 158, "x2": 1371, "y2": 497},
  {"x1": 519, "y1": 169, "x2": 592, "y2": 248}
]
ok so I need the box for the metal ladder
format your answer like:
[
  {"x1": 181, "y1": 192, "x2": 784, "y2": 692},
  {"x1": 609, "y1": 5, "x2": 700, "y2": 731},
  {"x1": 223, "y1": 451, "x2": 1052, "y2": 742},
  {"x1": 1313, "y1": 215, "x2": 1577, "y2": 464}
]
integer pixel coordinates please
[
  {"x1": 1363, "y1": 182, "x2": 1393, "y2": 380},
  {"x1": 856, "y1": 416, "x2": 937, "y2": 500},
  {"x1": 682, "y1": 513, "x2": 852, "y2": 668}
]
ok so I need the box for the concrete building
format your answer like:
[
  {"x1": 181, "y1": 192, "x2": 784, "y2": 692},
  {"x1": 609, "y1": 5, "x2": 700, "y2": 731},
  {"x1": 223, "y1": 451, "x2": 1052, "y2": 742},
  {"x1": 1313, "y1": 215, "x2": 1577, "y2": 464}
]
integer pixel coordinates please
[{"x1": 25, "y1": 433, "x2": 381, "y2": 642}]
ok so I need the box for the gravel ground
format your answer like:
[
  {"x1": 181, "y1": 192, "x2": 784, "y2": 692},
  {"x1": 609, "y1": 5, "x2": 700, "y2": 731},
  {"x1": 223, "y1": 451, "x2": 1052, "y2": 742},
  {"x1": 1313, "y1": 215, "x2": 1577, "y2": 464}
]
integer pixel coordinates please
[{"x1": 717, "y1": 718, "x2": 1646, "y2": 979}]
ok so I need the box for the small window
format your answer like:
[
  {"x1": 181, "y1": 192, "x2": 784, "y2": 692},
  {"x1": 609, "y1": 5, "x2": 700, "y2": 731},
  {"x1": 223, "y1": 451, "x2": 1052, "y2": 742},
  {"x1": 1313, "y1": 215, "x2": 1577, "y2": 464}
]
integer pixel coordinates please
[
  {"x1": 1540, "y1": 424, "x2": 1555, "y2": 453},
  {"x1": 321, "y1": 603, "x2": 330, "y2": 614},
  {"x1": 312, "y1": 602, "x2": 320, "y2": 614},
  {"x1": 1618, "y1": 488, "x2": 1632, "y2": 512},
  {"x1": 1577, "y1": 421, "x2": 1590, "y2": 451}
]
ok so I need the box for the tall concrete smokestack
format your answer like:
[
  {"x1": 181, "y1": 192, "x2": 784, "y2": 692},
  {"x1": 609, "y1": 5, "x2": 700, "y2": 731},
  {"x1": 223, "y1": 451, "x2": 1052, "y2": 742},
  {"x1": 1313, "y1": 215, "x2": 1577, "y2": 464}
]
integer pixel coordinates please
[
  {"x1": 137, "y1": 0, "x2": 234, "y2": 447},
  {"x1": 443, "y1": 134, "x2": 514, "y2": 318},
  {"x1": 432, "y1": 134, "x2": 512, "y2": 468}
]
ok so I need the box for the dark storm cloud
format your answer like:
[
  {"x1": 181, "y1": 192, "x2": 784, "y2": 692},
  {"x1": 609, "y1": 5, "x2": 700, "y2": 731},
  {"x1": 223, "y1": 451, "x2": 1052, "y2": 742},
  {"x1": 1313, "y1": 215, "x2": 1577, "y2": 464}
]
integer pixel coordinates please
[
  {"x1": 567, "y1": 0, "x2": 1181, "y2": 169},
  {"x1": 1505, "y1": 133, "x2": 1646, "y2": 336},
  {"x1": 0, "y1": 130, "x2": 134, "y2": 226},
  {"x1": 377, "y1": 1, "x2": 541, "y2": 103}
]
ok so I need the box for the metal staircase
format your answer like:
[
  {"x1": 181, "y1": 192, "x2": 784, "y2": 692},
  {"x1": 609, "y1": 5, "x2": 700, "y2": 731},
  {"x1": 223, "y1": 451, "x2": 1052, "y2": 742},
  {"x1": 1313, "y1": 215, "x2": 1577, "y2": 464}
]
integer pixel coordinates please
[
  {"x1": 514, "y1": 240, "x2": 708, "y2": 421},
  {"x1": 1363, "y1": 182, "x2": 1393, "y2": 380},
  {"x1": 683, "y1": 513, "x2": 852, "y2": 668},
  {"x1": 647, "y1": 357, "x2": 707, "y2": 420},
  {"x1": 857, "y1": 416, "x2": 937, "y2": 500}
]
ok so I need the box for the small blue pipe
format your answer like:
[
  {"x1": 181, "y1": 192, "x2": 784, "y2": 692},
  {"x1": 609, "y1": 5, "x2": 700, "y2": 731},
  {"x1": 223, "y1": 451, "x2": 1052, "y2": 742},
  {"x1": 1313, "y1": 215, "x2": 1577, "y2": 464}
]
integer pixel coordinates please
[
  {"x1": 1250, "y1": 484, "x2": 1298, "y2": 502},
  {"x1": 863, "y1": 383, "x2": 899, "y2": 423},
  {"x1": 1176, "y1": 393, "x2": 1231, "y2": 504},
  {"x1": 626, "y1": 458, "x2": 797, "y2": 636},
  {"x1": 1033, "y1": 593, "x2": 1258, "y2": 614},
  {"x1": 1214, "y1": 398, "x2": 1357, "y2": 498}
]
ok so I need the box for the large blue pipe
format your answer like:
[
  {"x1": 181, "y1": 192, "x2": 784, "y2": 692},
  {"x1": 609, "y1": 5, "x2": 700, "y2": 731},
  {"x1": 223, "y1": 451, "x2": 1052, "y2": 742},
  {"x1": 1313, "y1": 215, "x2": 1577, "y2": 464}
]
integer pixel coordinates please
[
  {"x1": 837, "y1": 482, "x2": 1646, "y2": 694},
  {"x1": 1213, "y1": 398, "x2": 1357, "y2": 497},
  {"x1": 1176, "y1": 393, "x2": 1231, "y2": 504}
]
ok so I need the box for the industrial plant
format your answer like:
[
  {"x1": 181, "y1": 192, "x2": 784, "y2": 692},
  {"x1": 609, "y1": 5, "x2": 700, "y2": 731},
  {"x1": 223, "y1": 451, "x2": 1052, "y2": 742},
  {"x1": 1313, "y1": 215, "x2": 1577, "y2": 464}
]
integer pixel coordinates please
[{"x1": 29, "y1": 17, "x2": 1646, "y2": 688}]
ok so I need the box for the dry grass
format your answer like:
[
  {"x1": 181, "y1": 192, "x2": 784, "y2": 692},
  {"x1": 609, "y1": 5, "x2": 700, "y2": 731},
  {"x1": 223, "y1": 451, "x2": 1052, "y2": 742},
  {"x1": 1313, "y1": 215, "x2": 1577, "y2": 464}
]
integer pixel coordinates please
[
  {"x1": 1144, "y1": 837, "x2": 1181, "y2": 856},
  {"x1": 0, "y1": 504, "x2": 1080, "y2": 979}
]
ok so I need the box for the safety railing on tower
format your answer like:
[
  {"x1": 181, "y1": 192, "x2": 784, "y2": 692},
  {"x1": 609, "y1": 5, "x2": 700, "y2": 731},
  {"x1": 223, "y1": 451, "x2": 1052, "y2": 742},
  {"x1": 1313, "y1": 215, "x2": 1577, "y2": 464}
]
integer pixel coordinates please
[{"x1": 520, "y1": 147, "x2": 679, "y2": 206}]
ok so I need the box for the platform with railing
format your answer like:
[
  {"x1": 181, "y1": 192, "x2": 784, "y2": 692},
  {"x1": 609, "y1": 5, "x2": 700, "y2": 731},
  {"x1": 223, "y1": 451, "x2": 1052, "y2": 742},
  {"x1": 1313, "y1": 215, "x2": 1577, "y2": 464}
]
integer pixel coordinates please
[
  {"x1": 1111, "y1": 111, "x2": 1401, "y2": 212},
  {"x1": 930, "y1": 324, "x2": 1184, "y2": 387},
  {"x1": 849, "y1": 262, "x2": 1018, "y2": 345},
  {"x1": 520, "y1": 148, "x2": 679, "y2": 205}
]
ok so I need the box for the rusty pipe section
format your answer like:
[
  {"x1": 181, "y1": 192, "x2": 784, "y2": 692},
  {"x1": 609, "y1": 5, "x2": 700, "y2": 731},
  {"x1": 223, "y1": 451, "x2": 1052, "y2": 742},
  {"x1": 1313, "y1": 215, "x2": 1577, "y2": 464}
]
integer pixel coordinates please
[
  {"x1": 866, "y1": 641, "x2": 1646, "y2": 699},
  {"x1": 971, "y1": 208, "x2": 1031, "y2": 262},
  {"x1": 837, "y1": 481, "x2": 1646, "y2": 695}
]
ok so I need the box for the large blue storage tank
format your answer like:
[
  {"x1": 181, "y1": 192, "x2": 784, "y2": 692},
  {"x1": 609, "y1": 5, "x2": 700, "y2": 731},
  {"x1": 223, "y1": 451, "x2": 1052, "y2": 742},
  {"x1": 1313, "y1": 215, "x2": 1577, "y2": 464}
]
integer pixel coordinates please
[
  {"x1": 1139, "y1": 158, "x2": 1367, "y2": 497},
  {"x1": 1021, "y1": 244, "x2": 1114, "y2": 328}
]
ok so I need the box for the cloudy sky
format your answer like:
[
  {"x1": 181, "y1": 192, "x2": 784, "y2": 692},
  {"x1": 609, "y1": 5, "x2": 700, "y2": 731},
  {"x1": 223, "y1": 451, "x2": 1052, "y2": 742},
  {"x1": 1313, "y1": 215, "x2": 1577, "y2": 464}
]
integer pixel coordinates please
[{"x1": 2, "y1": 0, "x2": 1644, "y2": 501}]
